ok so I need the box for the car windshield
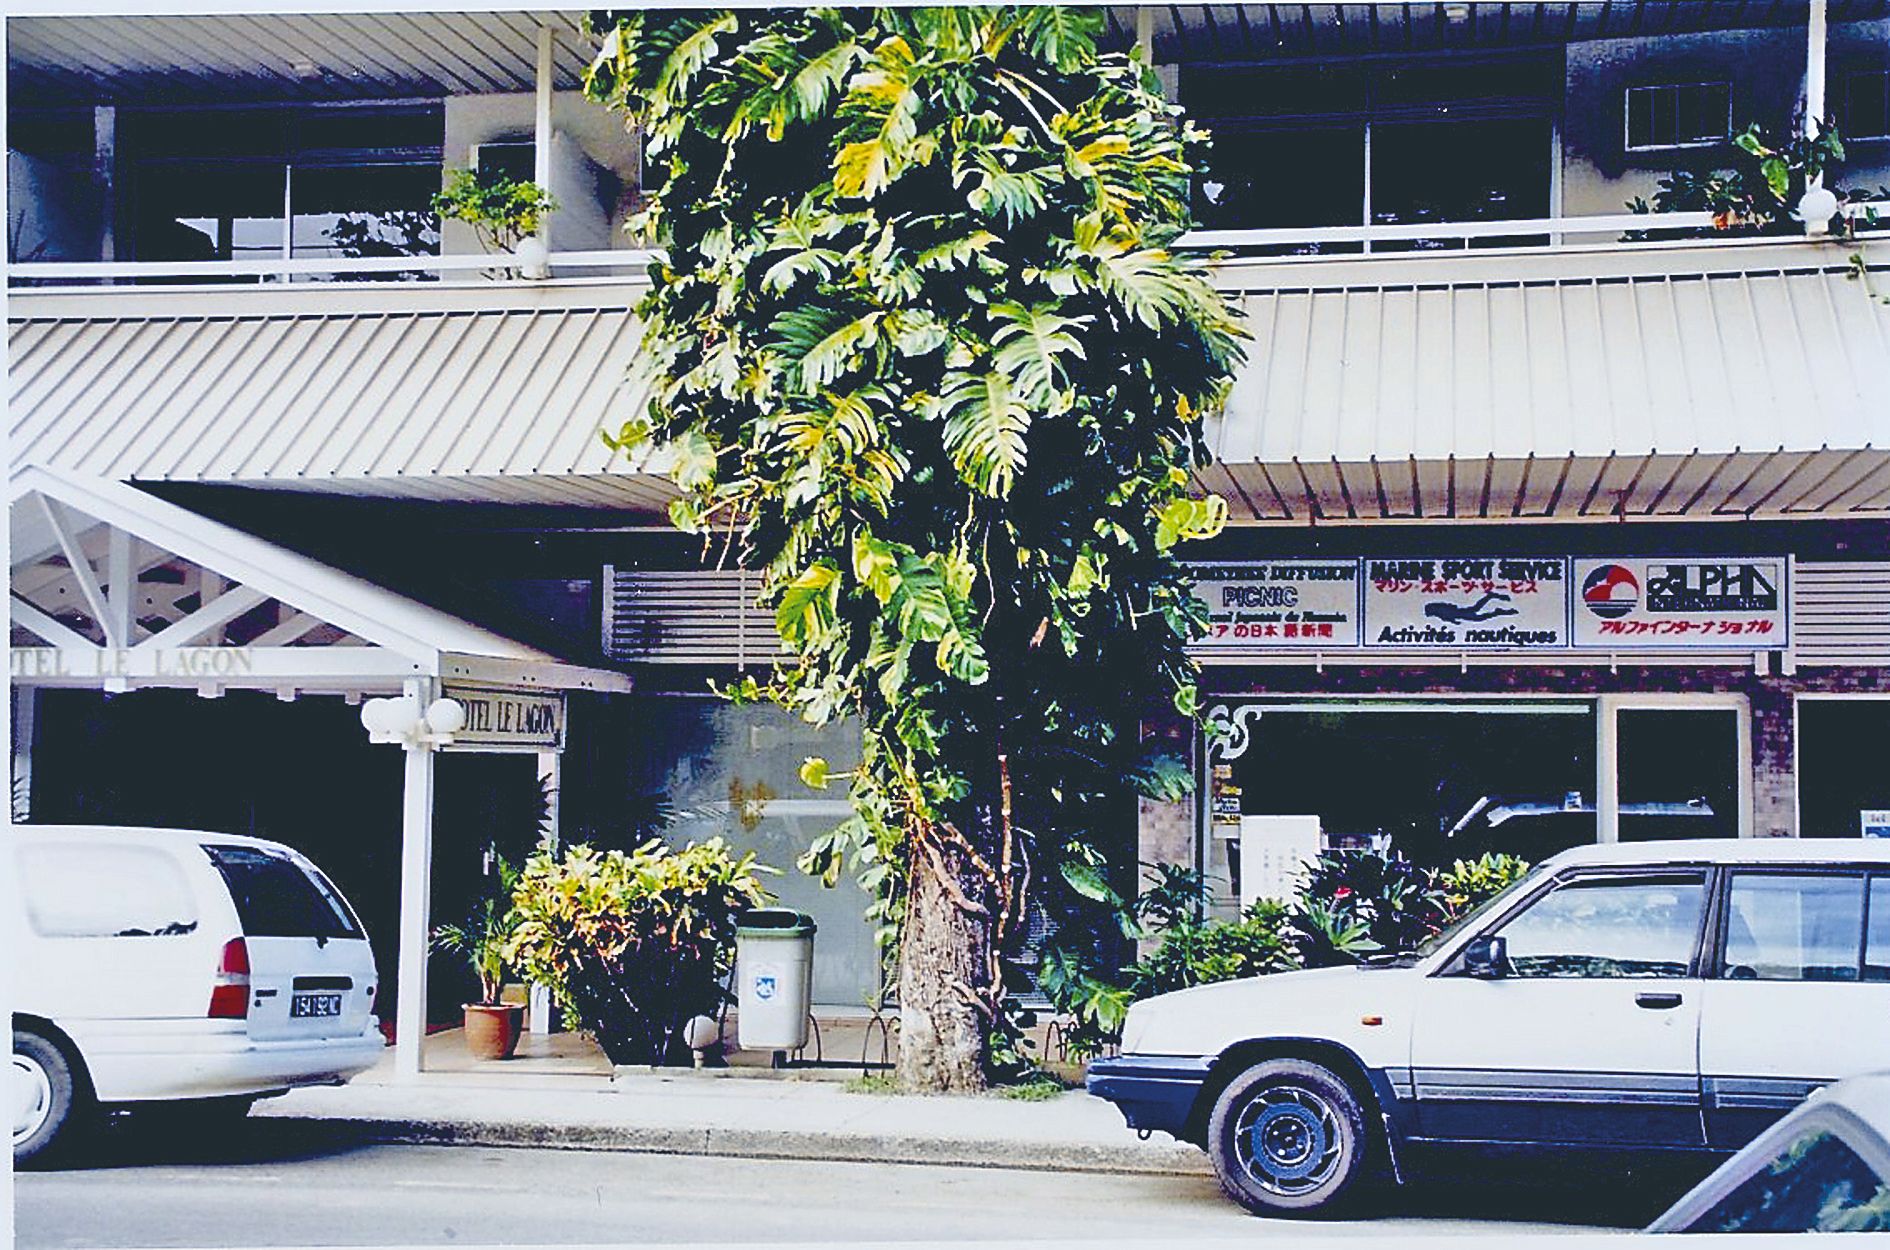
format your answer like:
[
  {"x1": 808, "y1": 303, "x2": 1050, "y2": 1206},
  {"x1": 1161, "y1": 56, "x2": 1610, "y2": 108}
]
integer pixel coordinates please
[
  {"x1": 1685, "y1": 1126, "x2": 1890, "y2": 1233},
  {"x1": 1386, "y1": 864, "x2": 1548, "y2": 966}
]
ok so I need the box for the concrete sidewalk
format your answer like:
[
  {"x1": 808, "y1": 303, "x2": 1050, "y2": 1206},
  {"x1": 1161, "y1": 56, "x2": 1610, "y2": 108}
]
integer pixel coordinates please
[{"x1": 253, "y1": 1068, "x2": 1212, "y2": 1177}]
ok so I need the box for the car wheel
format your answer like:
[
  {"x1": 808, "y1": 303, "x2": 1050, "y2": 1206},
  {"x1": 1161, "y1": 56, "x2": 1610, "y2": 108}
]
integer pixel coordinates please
[
  {"x1": 12, "y1": 1028, "x2": 84, "y2": 1165},
  {"x1": 1207, "y1": 1057, "x2": 1369, "y2": 1216}
]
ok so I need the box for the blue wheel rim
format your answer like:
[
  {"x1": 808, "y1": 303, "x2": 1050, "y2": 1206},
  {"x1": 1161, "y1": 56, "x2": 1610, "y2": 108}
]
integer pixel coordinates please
[{"x1": 1247, "y1": 1102, "x2": 1329, "y2": 1181}]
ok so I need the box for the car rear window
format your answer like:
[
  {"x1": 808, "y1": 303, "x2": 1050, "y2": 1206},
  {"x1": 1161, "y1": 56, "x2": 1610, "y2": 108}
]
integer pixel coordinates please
[
  {"x1": 17, "y1": 844, "x2": 199, "y2": 939},
  {"x1": 201, "y1": 844, "x2": 361, "y2": 940}
]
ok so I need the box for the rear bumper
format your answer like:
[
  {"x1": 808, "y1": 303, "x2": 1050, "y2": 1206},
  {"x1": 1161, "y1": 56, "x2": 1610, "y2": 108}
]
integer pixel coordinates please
[
  {"x1": 65, "y1": 1019, "x2": 387, "y2": 1102},
  {"x1": 1085, "y1": 1054, "x2": 1214, "y2": 1140}
]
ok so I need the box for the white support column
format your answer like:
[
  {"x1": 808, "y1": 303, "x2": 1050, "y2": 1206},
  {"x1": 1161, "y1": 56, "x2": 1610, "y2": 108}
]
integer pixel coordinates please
[
  {"x1": 1134, "y1": 6, "x2": 1153, "y2": 62},
  {"x1": 393, "y1": 677, "x2": 438, "y2": 1080},
  {"x1": 534, "y1": 22, "x2": 555, "y2": 269},
  {"x1": 1596, "y1": 697, "x2": 1620, "y2": 844},
  {"x1": 528, "y1": 748, "x2": 561, "y2": 1033},
  {"x1": 1806, "y1": 0, "x2": 1828, "y2": 139}
]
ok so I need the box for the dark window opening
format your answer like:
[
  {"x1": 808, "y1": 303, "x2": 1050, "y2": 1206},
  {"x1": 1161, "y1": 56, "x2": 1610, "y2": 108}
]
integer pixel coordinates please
[
  {"x1": 203, "y1": 843, "x2": 362, "y2": 940},
  {"x1": 1840, "y1": 71, "x2": 1890, "y2": 141},
  {"x1": 1626, "y1": 82, "x2": 1732, "y2": 151}
]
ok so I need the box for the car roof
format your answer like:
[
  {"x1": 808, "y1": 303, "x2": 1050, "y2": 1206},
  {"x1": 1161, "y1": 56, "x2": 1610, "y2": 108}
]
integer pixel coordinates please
[
  {"x1": 1543, "y1": 838, "x2": 1890, "y2": 869},
  {"x1": 9, "y1": 824, "x2": 293, "y2": 854}
]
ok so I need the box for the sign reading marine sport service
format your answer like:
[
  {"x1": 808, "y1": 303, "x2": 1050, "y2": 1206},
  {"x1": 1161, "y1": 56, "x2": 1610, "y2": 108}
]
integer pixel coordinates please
[
  {"x1": 1191, "y1": 561, "x2": 1361, "y2": 647},
  {"x1": 1571, "y1": 558, "x2": 1788, "y2": 649},
  {"x1": 440, "y1": 685, "x2": 565, "y2": 750},
  {"x1": 1363, "y1": 557, "x2": 1569, "y2": 650}
]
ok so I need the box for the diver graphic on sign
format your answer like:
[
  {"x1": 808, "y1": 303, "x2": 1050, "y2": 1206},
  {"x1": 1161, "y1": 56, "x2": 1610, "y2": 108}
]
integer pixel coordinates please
[{"x1": 1424, "y1": 591, "x2": 1520, "y2": 625}]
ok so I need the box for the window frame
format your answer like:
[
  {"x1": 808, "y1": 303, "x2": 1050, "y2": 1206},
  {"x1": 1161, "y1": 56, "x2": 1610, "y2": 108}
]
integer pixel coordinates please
[
  {"x1": 1710, "y1": 866, "x2": 1872, "y2": 984},
  {"x1": 1702, "y1": 864, "x2": 1880, "y2": 985},
  {"x1": 1431, "y1": 863, "x2": 1715, "y2": 979},
  {"x1": 1839, "y1": 69, "x2": 1890, "y2": 142},
  {"x1": 1624, "y1": 81, "x2": 1734, "y2": 154}
]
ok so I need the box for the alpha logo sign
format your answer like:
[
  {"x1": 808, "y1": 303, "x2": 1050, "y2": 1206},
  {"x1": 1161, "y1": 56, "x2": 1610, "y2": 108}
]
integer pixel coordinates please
[{"x1": 1571, "y1": 558, "x2": 1787, "y2": 649}]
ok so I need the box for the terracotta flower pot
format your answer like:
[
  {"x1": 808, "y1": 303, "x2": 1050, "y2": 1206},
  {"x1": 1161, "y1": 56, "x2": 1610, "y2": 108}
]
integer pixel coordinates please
[{"x1": 463, "y1": 1003, "x2": 526, "y2": 1060}]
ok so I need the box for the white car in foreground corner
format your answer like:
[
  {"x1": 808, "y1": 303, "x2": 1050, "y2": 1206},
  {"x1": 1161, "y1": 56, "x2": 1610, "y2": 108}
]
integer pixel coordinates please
[
  {"x1": 1649, "y1": 1073, "x2": 1890, "y2": 1232},
  {"x1": 11, "y1": 825, "x2": 385, "y2": 1163},
  {"x1": 1088, "y1": 839, "x2": 1890, "y2": 1217}
]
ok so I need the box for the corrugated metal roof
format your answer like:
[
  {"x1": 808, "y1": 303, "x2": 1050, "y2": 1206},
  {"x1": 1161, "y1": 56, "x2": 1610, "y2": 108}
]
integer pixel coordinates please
[
  {"x1": 9, "y1": 240, "x2": 1888, "y2": 523},
  {"x1": 1204, "y1": 242, "x2": 1890, "y2": 522},
  {"x1": 7, "y1": 10, "x2": 595, "y2": 106},
  {"x1": 1104, "y1": 2, "x2": 1888, "y2": 62},
  {"x1": 8, "y1": 282, "x2": 673, "y2": 512}
]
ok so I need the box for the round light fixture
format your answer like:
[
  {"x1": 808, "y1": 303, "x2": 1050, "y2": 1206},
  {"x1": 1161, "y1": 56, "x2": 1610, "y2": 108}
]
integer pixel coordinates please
[
  {"x1": 424, "y1": 697, "x2": 467, "y2": 735},
  {"x1": 1796, "y1": 185, "x2": 1840, "y2": 233}
]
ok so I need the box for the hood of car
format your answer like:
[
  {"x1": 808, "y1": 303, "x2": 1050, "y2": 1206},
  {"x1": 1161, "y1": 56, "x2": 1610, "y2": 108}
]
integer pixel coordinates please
[{"x1": 1121, "y1": 964, "x2": 1422, "y2": 1061}]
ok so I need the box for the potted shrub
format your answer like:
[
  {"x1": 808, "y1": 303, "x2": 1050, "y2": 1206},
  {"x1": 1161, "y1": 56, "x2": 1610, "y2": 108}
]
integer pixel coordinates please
[
  {"x1": 430, "y1": 167, "x2": 558, "y2": 276},
  {"x1": 432, "y1": 855, "x2": 526, "y2": 1061},
  {"x1": 507, "y1": 838, "x2": 771, "y2": 1066}
]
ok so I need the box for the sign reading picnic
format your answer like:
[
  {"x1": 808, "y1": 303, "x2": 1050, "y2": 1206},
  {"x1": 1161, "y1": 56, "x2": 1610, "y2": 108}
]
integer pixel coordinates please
[{"x1": 1189, "y1": 557, "x2": 1788, "y2": 652}]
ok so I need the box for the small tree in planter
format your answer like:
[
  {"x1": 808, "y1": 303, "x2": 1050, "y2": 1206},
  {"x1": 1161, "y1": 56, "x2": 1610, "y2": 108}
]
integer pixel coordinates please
[
  {"x1": 506, "y1": 839, "x2": 771, "y2": 1066},
  {"x1": 432, "y1": 854, "x2": 526, "y2": 1060},
  {"x1": 431, "y1": 167, "x2": 559, "y2": 273}
]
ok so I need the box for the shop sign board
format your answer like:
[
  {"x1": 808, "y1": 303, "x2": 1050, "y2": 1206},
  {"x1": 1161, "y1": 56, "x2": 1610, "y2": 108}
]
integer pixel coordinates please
[
  {"x1": 1362, "y1": 557, "x2": 1569, "y2": 650},
  {"x1": 1570, "y1": 558, "x2": 1788, "y2": 650},
  {"x1": 1862, "y1": 810, "x2": 1890, "y2": 839},
  {"x1": 1191, "y1": 561, "x2": 1361, "y2": 647},
  {"x1": 441, "y1": 684, "x2": 565, "y2": 751}
]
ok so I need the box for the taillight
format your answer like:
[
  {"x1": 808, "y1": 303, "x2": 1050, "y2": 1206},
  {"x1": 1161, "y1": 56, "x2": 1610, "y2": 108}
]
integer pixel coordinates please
[{"x1": 209, "y1": 937, "x2": 250, "y2": 1019}]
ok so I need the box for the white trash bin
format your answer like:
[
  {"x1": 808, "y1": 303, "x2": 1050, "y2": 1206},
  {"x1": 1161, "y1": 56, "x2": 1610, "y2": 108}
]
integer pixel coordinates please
[{"x1": 735, "y1": 908, "x2": 817, "y2": 1055}]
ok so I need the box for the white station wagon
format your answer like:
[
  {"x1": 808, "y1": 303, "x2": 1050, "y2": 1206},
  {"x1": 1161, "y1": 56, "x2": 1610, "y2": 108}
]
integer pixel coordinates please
[
  {"x1": 10, "y1": 826, "x2": 385, "y2": 1163},
  {"x1": 1088, "y1": 839, "x2": 1890, "y2": 1216}
]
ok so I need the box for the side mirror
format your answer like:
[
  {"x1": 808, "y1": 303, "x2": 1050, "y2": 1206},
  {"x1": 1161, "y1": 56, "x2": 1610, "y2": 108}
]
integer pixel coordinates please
[{"x1": 1461, "y1": 934, "x2": 1509, "y2": 979}]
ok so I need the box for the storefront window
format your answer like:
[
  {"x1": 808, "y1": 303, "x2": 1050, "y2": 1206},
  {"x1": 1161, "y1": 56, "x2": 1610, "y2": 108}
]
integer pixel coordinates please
[
  {"x1": 1616, "y1": 707, "x2": 1741, "y2": 842},
  {"x1": 1221, "y1": 702, "x2": 1598, "y2": 878},
  {"x1": 1797, "y1": 700, "x2": 1890, "y2": 839}
]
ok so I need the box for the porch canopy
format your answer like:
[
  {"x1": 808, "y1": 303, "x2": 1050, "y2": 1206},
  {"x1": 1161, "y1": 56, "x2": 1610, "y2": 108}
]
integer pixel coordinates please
[{"x1": 9, "y1": 463, "x2": 631, "y2": 1080}]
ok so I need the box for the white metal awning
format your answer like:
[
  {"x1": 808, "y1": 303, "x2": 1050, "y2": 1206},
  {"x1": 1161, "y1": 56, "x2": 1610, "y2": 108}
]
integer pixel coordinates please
[
  {"x1": 8, "y1": 282, "x2": 668, "y2": 511},
  {"x1": 8, "y1": 463, "x2": 632, "y2": 695},
  {"x1": 6, "y1": 10, "x2": 594, "y2": 106},
  {"x1": 8, "y1": 237, "x2": 1888, "y2": 525},
  {"x1": 1203, "y1": 238, "x2": 1890, "y2": 523}
]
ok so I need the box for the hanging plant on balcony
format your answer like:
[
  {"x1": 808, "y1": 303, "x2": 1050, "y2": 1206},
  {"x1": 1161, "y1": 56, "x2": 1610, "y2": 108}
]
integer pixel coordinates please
[
  {"x1": 1628, "y1": 121, "x2": 1882, "y2": 236},
  {"x1": 431, "y1": 167, "x2": 560, "y2": 255}
]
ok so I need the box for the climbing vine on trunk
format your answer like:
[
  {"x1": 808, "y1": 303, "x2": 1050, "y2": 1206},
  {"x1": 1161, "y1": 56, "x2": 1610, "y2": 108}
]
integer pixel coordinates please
[{"x1": 585, "y1": 6, "x2": 1245, "y2": 1091}]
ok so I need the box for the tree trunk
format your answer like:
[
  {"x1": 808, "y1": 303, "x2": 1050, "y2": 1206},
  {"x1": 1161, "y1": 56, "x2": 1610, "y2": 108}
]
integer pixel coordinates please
[{"x1": 897, "y1": 832, "x2": 996, "y2": 1093}]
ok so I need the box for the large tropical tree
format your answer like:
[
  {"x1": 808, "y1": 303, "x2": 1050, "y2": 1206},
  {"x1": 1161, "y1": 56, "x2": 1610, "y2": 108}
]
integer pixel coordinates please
[{"x1": 587, "y1": 6, "x2": 1245, "y2": 1091}]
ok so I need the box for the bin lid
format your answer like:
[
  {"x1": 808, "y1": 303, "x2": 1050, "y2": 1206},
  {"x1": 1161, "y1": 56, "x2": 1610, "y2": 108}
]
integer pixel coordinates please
[{"x1": 736, "y1": 907, "x2": 817, "y2": 938}]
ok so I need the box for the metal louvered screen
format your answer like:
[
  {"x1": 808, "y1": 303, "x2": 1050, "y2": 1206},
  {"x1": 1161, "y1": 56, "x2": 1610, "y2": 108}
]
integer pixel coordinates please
[
  {"x1": 1790, "y1": 562, "x2": 1890, "y2": 668},
  {"x1": 602, "y1": 566, "x2": 782, "y2": 666}
]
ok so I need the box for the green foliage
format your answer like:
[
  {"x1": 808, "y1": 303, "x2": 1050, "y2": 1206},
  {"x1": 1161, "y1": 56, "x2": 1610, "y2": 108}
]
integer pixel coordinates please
[
  {"x1": 1285, "y1": 849, "x2": 1436, "y2": 968},
  {"x1": 586, "y1": 6, "x2": 1245, "y2": 1077},
  {"x1": 1431, "y1": 853, "x2": 1532, "y2": 929},
  {"x1": 431, "y1": 854, "x2": 522, "y2": 1006},
  {"x1": 1627, "y1": 121, "x2": 1873, "y2": 236},
  {"x1": 431, "y1": 166, "x2": 559, "y2": 253},
  {"x1": 505, "y1": 839, "x2": 772, "y2": 1065}
]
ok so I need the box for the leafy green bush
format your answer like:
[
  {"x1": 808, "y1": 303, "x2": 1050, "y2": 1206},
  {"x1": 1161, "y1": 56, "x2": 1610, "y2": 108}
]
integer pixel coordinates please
[
  {"x1": 1432, "y1": 853, "x2": 1532, "y2": 929},
  {"x1": 1287, "y1": 850, "x2": 1438, "y2": 968},
  {"x1": 1130, "y1": 899, "x2": 1291, "y2": 998},
  {"x1": 431, "y1": 167, "x2": 558, "y2": 254},
  {"x1": 506, "y1": 839, "x2": 770, "y2": 1066},
  {"x1": 431, "y1": 854, "x2": 522, "y2": 1006}
]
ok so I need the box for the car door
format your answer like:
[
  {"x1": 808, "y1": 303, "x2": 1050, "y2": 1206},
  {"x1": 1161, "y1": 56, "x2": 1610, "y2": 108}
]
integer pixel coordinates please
[
  {"x1": 1407, "y1": 869, "x2": 1709, "y2": 1148},
  {"x1": 1698, "y1": 868, "x2": 1890, "y2": 1149}
]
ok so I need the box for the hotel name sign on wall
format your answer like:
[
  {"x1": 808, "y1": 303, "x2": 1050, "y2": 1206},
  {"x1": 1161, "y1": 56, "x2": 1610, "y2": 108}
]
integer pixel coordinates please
[
  {"x1": 1190, "y1": 557, "x2": 1788, "y2": 652},
  {"x1": 440, "y1": 684, "x2": 565, "y2": 750}
]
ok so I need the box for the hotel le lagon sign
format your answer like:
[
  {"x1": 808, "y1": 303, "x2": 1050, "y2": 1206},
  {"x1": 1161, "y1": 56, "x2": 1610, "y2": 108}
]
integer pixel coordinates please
[{"x1": 1190, "y1": 557, "x2": 1789, "y2": 652}]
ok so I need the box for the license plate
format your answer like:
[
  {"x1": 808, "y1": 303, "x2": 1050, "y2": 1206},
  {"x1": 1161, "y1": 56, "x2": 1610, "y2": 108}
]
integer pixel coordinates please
[{"x1": 290, "y1": 992, "x2": 343, "y2": 1019}]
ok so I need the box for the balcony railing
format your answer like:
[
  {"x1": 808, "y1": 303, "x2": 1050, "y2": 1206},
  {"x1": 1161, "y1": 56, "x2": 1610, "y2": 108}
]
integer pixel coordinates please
[{"x1": 7, "y1": 205, "x2": 1883, "y2": 289}]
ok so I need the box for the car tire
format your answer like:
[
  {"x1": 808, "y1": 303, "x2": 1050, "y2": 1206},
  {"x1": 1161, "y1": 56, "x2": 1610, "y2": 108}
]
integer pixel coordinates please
[
  {"x1": 1207, "y1": 1057, "x2": 1370, "y2": 1217},
  {"x1": 12, "y1": 1027, "x2": 86, "y2": 1166}
]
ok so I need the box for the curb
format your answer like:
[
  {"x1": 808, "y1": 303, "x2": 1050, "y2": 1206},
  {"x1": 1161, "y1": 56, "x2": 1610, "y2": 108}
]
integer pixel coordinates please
[{"x1": 252, "y1": 1112, "x2": 1213, "y2": 1177}]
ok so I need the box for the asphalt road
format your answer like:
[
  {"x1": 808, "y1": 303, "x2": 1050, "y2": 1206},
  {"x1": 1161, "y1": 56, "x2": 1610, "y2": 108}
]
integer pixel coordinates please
[{"x1": 14, "y1": 1116, "x2": 1694, "y2": 1247}]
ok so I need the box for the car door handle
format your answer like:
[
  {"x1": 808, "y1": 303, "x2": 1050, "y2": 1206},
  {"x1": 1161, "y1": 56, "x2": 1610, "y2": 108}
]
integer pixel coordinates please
[{"x1": 1635, "y1": 992, "x2": 1684, "y2": 1010}]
